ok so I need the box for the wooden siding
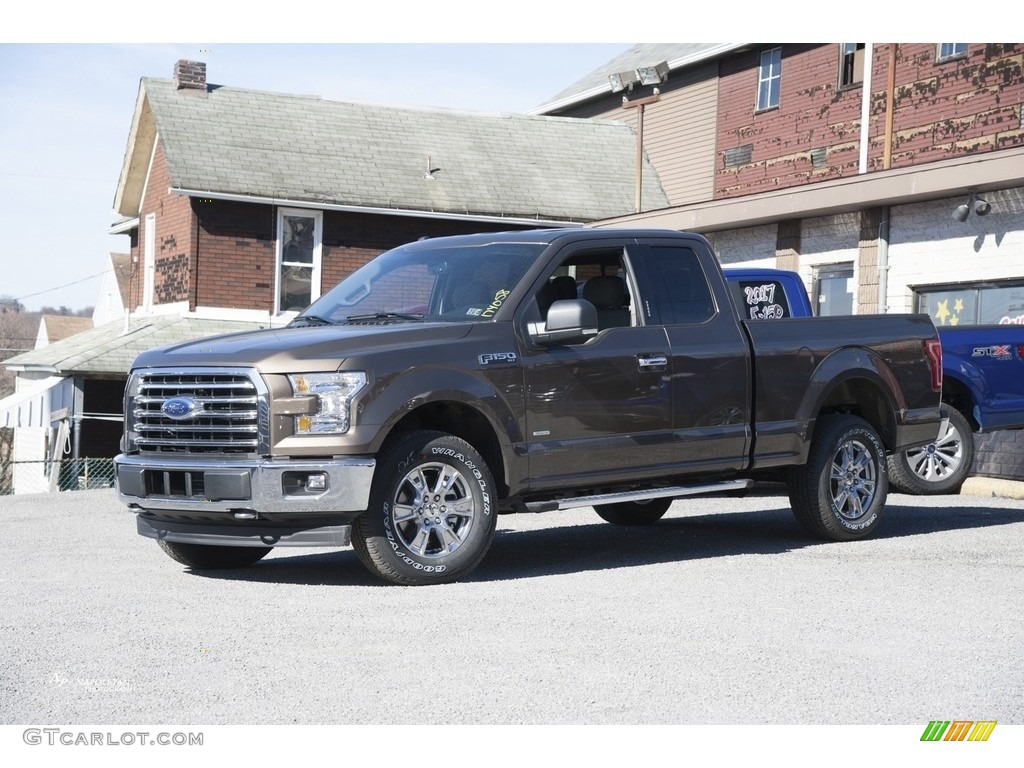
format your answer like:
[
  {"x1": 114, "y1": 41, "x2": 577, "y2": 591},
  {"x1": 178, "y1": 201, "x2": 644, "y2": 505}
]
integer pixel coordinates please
[{"x1": 553, "y1": 62, "x2": 720, "y2": 208}]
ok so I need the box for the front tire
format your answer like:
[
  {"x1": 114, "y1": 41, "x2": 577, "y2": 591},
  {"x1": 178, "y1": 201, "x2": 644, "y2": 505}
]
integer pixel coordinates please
[
  {"x1": 352, "y1": 430, "x2": 498, "y2": 586},
  {"x1": 594, "y1": 497, "x2": 672, "y2": 525},
  {"x1": 157, "y1": 540, "x2": 273, "y2": 569},
  {"x1": 887, "y1": 406, "x2": 973, "y2": 495},
  {"x1": 788, "y1": 414, "x2": 888, "y2": 541}
]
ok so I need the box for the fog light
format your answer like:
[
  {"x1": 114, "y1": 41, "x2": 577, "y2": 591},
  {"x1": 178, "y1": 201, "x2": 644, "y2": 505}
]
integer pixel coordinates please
[{"x1": 306, "y1": 473, "x2": 327, "y2": 492}]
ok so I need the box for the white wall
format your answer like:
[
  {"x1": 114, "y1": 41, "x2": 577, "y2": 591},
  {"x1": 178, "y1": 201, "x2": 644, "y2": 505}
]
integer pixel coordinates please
[{"x1": 886, "y1": 187, "x2": 1024, "y2": 314}]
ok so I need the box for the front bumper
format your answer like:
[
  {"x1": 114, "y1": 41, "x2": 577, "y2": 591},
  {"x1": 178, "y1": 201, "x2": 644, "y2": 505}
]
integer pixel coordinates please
[{"x1": 114, "y1": 453, "x2": 375, "y2": 516}]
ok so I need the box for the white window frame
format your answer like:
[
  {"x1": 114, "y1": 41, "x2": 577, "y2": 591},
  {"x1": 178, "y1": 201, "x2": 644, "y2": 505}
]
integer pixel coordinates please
[
  {"x1": 142, "y1": 213, "x2": 156, "y2": 312},
  {"x1": 839, "y1": 43, "x2": 865, "y2": 88},
  {"x1": 937, "y1": 43, "x2": 967, "y2": 62},
  {"x1": 757, "y1": 47, "x2": 782, "y2": 112},
  {"x1": 275, "y1": 207, "x2": 323, "y2": 316}
]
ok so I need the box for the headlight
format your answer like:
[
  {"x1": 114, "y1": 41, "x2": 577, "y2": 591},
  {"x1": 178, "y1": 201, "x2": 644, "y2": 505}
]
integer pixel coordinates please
[{"x1": 287, "y1": 372, "x2": 367, "y2": 435}]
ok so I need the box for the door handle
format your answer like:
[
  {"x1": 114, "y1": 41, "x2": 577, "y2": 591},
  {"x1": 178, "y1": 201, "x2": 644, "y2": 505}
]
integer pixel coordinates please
[{"x1": 637, "y1": 354, "x2": 668, "y2": 369}]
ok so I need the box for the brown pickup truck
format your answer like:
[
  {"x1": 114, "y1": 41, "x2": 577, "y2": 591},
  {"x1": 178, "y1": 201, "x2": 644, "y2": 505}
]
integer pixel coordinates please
[{"x1": 115, "y1": 228, "x2": 945, "y2": 585}]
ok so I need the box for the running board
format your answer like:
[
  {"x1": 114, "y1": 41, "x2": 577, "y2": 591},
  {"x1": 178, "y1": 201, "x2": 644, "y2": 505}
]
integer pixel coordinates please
[{"x1": 522, "y1": 479, "x2": 753, "y2": 513}]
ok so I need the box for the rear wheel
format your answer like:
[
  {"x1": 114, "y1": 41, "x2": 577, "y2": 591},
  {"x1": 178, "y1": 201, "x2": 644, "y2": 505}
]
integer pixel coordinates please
[
  {"x1": 594, "y1": 497, "x2": 672, "y2": 526},
  {"x1": 887, "y1": 406, "x2": 973, "y2": 495},
  {"x1": 157, "y1": 540, "x2": 273, "y2": 569},
  {"x1": 788, "y1": 414, "x2": 888, "y2": 541},
  {"x1": 352, "y1": 430, "x2": 497, "y2": 586}
]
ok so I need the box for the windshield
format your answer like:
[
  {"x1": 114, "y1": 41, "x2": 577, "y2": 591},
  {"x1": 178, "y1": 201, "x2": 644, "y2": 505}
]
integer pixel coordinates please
[{"x1": 296, "y1": 240, "x2": 545, "y2": 325}]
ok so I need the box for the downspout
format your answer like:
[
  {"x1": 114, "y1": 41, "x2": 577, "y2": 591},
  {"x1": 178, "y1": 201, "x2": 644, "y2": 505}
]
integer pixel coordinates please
[
  {"x1": 884, "y1": 44, "x2": 898, "y2": 170},
  {"x1": 858, "y1": 44, "x2": 874, "y2": 174},
  {"x1": 878, "y1": 207, "x2": 890, "y2": 314},
  {"x1": 72, "y1": 376, "x2": 84, "y2": 489}
]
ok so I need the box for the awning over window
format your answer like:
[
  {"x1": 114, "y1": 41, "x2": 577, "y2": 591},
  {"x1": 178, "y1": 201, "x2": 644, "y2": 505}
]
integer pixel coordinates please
[{"x1": 0, "y1": 376, "x2": 74, "y2": 428}]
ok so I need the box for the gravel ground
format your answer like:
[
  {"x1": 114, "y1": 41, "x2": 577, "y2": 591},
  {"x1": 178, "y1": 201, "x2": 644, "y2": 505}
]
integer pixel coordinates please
[{"x1": 1, "y1": 486, "x2": 1022, "y2": 727}]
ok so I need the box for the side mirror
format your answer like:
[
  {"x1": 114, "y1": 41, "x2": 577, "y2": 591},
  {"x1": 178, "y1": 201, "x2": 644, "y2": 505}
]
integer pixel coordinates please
[{"x1": 530, "y1": 299, "x2": 599, "y2": 345}]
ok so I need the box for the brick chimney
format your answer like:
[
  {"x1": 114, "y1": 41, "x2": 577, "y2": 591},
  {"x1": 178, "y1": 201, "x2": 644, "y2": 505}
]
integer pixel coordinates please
[{"x1": 174, "y1": 60, "x2": 207, "y2": 91}]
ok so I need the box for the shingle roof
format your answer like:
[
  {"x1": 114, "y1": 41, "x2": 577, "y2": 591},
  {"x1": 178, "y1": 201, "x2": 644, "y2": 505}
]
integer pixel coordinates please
[
  {"x1": 123, "y1": 77, "x2": 669, "y2": 223},
  {"x1": 5, "y1": 316, "x2": 267, "y2": 376},
  {"x1": 39, "y1": 315, "x2": 93, "y2": 344}
]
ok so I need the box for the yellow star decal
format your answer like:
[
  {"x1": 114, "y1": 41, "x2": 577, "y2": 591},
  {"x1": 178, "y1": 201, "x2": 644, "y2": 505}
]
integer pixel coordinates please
[{"x1": 935, "y1": 299, "x2": 950, "y2": 325}]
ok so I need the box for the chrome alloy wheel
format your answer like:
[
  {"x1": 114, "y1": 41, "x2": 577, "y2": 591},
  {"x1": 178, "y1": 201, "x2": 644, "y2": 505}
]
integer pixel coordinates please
[
  {"x1": 390, "y1": 462, "x2": 477, "y2": 558},
  {"x1": 829, "y1": 438, "x2": 878, "y2": 521},
  {"x1": 903, "y1": 419, "x2": 964, "y2": 483}
]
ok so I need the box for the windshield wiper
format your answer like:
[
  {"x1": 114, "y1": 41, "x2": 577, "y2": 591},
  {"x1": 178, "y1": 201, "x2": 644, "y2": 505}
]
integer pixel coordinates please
[
  {"x1": 289, "y1": 314, "x2": 334, "y2": 327},
  {"x1": 344, "y1": 312, "x2": 424, "y2": 324}
]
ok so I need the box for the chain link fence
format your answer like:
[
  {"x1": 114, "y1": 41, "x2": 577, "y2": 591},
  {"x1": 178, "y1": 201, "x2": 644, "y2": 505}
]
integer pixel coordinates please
[{"x1": 1, "y1": 458, "x2": 116, "y2": 496}]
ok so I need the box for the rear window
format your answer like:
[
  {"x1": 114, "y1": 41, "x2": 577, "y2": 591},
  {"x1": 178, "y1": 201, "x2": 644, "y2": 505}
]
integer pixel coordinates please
[{"x1": 731, "y1": 279, "x2": 792, "y2": 319}]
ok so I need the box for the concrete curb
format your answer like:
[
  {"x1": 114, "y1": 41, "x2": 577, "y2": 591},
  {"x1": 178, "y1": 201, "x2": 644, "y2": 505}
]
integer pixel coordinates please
[{"x1": 961, "y1": 476, "x2": 1024, "y2": 500}]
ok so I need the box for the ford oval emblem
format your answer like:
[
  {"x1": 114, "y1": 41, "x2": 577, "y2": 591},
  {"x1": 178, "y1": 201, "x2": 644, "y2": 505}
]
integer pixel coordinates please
[{"x1": 161, "y1": 396, "x2": 203, "y2": 421}]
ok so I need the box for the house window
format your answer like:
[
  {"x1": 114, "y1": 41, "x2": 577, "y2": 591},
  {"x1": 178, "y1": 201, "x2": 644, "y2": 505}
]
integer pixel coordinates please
[
  {"x1": 937, "y1": 44, "x2": 967, "y2": 62},
  {"x1": 276, "y1": 208, "x2": 323, "y2": 314},
  {"x1": 916, "y1": 281, "x2": 1024, "y2": 326},
  {"x1": 757, "y1": 47, "x2": 782, "y2": 111},
  {"x1": 813, "y1": 264, "x2": 854, "y2": 316},
  {"x1": 839, "y1": 43, "x2": 865, "y2": 88}
]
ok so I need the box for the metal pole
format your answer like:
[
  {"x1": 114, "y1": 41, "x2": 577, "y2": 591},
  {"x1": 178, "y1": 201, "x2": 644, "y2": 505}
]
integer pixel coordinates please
[
  {"x1": 635, "y1": 102, "x2": 645, "y2": 213},
  {"x1": 622, "y1": 91, "x2": 660, "y2": 214}
]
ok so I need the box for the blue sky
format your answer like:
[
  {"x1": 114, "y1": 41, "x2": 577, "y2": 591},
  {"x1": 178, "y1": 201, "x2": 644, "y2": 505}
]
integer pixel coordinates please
[{"x1": 0, "y1": 41, "x2": 632, "y2": 312}]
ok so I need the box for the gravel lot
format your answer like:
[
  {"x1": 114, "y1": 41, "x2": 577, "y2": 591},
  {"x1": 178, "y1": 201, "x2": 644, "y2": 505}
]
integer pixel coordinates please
[{"x1": 2, "y1": 486, "x2": 1022, "y2": 726}]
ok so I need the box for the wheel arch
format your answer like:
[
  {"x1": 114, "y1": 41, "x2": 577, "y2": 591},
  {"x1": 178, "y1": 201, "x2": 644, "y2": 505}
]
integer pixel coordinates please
[
  {"x1": 379, "y1": 400, "x2": 509, "y2": 497},
  {"x1": 799, "y1": 348, "x2": 903, "y2": 453},
  {"x1": 940, "y1": 374, "x2": 979, "y2": 431}
]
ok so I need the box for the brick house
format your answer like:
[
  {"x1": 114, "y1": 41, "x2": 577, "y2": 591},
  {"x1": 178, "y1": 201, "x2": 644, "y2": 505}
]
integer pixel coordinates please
[
  {"x1": 1, "y1": 58, "x2": 665, "y2": 493},
  {"x1": 537, "y1": 43, "x2": 1024, "y2": 480},
  {"x1": 112, "y1": 59, "x2": 665, "y2": 321}
]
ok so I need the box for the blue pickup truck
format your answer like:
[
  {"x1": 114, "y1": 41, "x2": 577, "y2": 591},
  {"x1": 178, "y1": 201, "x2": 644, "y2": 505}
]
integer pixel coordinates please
[{"x1": 724, "y1": 267, "x2": 1024, "y2": 494}]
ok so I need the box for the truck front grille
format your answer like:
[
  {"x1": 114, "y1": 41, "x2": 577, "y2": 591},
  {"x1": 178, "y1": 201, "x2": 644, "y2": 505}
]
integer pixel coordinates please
[{"x1": 131, "y1": 370, "x2": 264, "y2": 454}]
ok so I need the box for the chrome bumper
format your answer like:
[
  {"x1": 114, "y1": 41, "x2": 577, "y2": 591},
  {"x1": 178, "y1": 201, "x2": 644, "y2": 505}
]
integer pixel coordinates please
[{"x1": 114, "y1": 453, "x2": 375, "y2": 515}]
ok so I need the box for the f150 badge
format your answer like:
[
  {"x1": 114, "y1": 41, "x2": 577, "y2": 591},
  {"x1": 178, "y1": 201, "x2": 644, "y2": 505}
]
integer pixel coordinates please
[
  {"x1": 479, "y1": 352, "x2": 518, "y2": 366},
  {"x1": 972, "y1": 345, "x2": 1012, "y2": 360}
]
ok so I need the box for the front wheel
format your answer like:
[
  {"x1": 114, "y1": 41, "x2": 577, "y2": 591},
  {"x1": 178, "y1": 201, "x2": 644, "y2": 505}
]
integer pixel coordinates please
[
  {"x1": 157, "y1": 540, "x2": 273, "y2": 569},
  {"x1": 352, "y1": 430, "x2": 498, "y2": 586},
  {"x1": 594, "y1": 497, "x2": 672, "y2": 526},
  {"x1": 788, "y1": 414, "x2": 888, "y2": 541},
  {"x1": 887, "y1": 406, "x2": 973, "y2": 495}
]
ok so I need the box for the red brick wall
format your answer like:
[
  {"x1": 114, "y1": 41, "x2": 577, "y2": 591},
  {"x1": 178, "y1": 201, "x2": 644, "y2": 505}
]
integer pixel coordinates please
[
  {"x1": 130, "y1": 142, "x2": 195, "y2": 310},
  {"x1": 190, "y1": 202, "x2": 530, "y2": 312},
  {"x1": 194, "y1": 199, "x2": 276, "y2": 310},
  {"x1": 869, "y1": 43, "x2": 1024, "y2": 170},
  {"x1": 716, "y1": 43, "x2": 1024, "y2": 199},
  {"x1": 717, "y1": 44, "x2": 863, "y2": 199}
]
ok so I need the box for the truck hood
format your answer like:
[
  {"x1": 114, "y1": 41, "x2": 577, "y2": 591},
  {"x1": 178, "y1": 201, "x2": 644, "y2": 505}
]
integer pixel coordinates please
[{"x1": 129, "y1": 322, "x2": 475, "y2": 374}]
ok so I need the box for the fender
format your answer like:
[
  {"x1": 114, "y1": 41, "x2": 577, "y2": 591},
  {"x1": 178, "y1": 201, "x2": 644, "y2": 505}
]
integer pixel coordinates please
[
  {"x1": 362, "y1": 364, "x2": 522, "y2": 456},
  {"x1": 793, "y1": 346, "x2": 903, "y2": 458}
]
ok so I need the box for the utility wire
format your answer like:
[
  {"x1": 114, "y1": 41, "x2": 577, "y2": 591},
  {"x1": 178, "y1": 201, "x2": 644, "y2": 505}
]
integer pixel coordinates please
[{"x1": 14, "y1": 271, "x2": 107, "y2": 302}]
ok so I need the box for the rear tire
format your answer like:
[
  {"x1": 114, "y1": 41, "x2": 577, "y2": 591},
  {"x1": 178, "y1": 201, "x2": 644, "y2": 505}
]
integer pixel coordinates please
[
  {"x1": 887, "y1": 406, "x2": 973, "y2": 495},
  {"x1": 157, "y1": 540, "x2": 272, "y2": 569},
  {"x1": 788, "y1": 414, "x2": 888, "y2": 541},
  {"x1": 352, "y1": 430, "x2": 497, "y2": 586},
  {"x1": 594, "y1": 497, "x2": 672, "y2": 525}
]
